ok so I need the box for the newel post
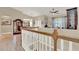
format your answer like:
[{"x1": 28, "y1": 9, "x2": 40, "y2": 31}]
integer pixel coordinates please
[{"x1": 52, "y1": 29, "x2": 59, "y2": 51}]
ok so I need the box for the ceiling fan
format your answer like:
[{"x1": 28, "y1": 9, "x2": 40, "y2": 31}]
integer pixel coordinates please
[{"x1": 49, "y1": 8, "x2": 59, "y2": 14}]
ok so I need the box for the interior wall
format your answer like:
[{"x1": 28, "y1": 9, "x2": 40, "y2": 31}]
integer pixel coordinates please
[
  {"x1": 0, "y1": 7, "x2": 79, "y2": 34},
  {"x1": 77, "y1": 7, "x2": 79, "y2": 30},
  {"x1": 33, "y1": 15, "x2": 48, "y2": 28},
  {"x1": 0, "y1": 7, "x2": 32, "y2": 34},
  {"x1": 0, "y1": 21, "x2": 1, "y2": 34}
]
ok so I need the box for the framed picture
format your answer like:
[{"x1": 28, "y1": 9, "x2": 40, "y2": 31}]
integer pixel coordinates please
[
  {"x1": 67, "y1": 7, "x2": 78, "y2": 29},
  {"x1": 1, "y1": 18, "x2": 11, "y2": 25}
]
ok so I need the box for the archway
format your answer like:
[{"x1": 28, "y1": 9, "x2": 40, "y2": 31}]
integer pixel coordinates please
[{"x1": 13, "y1": 19, "x2": 23, "y2": 34}]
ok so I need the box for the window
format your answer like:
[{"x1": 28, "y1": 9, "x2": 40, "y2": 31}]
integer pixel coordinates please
[{"x1": 53, "y1": 16, "x2": 67, "y2": 29}]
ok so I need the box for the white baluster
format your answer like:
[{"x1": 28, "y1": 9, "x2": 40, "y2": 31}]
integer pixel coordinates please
[
  {"x1": 49, "y1": 37, "x2": 52, "y2": 51},
  {"x1": 33, "y1": 33, "x2": 35, "y2": 51},
  {"x1": 32, "y1": 32, "x2": 33, "y2": 51},
  {"x1": 38, "y1": 34, "x2": 39, "y2": 51},
  {"x1": 42, "y1": 35, "x2": 44, "y2": 51},
  {"x1": 45, "y1": 36, "x2": 48, "y2": 51},
  {"x1": 39, "y1": 34, "x2": 42, "y2": 51},
  {"x1": 44, "y1": 35, "x2": 46, "y2": 51},
  {"x1": 69, "y1": 41, "x2": 72, "y2": 51},
  {"x1": 41, "y1": 35, "x2": 43, "y2": 51},
  {"x1": 60, "y1": 39, "x2": 64, "y2": 51},
  {"x1": 29, "y1": 32, "x2": 33, "y2": 51},
  {"x1": 33, "y1": 33, "x2": 36, "y2": 51},
  {"x1": 36, "y1": 33, "x2": 38, "y2": 51},
  {"x1": 46, "y1": 36, "x2": 48, "y2": 51},
  {"x1": 40, "y1": 34, "x2": 42, "y2": 51}
]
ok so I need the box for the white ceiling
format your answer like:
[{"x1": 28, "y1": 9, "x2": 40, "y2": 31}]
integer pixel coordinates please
[
  {"x1": 13, "y1": 7, "x2": 73, "y2": 17},
  {"x1": 0, "y1": 7, "x2": 31, "y2": 19}
]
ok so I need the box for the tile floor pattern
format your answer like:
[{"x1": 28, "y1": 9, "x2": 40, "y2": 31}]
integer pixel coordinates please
[{"x1": 0, "y1": 34, "x2": 24, "y2": 51}]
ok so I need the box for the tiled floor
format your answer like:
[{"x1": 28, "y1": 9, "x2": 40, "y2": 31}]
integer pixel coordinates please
[{"x1": 0, "y1": 34, "x2": 24, "y2": 51}]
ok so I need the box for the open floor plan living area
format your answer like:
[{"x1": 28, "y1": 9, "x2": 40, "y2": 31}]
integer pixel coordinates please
[{"x1": 0, "y1": 7, "x2": 79, "y2": 51}]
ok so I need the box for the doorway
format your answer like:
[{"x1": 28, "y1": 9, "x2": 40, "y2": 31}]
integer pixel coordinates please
[{"x1": 13, "y1": 19, "x2": 23, "y2": 34}]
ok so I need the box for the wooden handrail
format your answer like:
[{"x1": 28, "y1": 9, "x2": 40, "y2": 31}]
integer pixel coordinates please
[
  {"x1": 22, "y1": 27, "x2": 79, "y2": 51},
  {"x1": 22, "y1": 27, "x2": 58, "y2": 51},
  {"x1": 22, "y1": 27, "x2": 52, "y2": 36},
  {"x1": 59, "y1": 36, "x2": 79, "y2": 43},
  {"x1": 22, "y1": 27, "x2": 39, "y2": 29},
  {"x1": 22, "y1": 28, "x2": 79, "y2": 43}
]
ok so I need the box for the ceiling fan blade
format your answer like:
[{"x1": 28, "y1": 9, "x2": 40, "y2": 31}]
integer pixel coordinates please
[
  {"x1": 50, "y1": 8, "x2": 59, "y2": 14},
  {"x1": 55, "y1": 11, "x2": 58, "y2": 13},
  {"x1": 55, "y1": 12, "x2": 59, "y2": 14},
  {"x1": 49, "y1": 11, "x2": 54, "y2": 13},
  {"x1": 49, "y1": 11, "x2": 59, "y2": 14}
]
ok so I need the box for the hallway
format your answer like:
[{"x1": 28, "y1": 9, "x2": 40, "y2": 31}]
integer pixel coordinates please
[{"x1": 0, "y1": 34, "x2": 24, "y2": 51}]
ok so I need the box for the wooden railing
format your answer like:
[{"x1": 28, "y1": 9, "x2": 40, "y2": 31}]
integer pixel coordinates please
[{"x1": 22, "y1": 27, "x2": 79, "y2": 51}]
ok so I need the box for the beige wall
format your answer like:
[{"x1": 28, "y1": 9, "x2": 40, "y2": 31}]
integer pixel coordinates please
[
  {"x1": 0, "y1": 7, "x2": 32, "y2": 34},
  {"x1": 0, "y1": 7, "x2": 79, "y2": 34},
  {"x1": 77, "y1": 7, "x2": 79, "y2": 30},
  {"x1": 32, "y1": 15, "x2": 48, "y2": 27}
]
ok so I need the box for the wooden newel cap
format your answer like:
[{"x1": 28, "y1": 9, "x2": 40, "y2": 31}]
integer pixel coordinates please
[{"x1": 52, "y1": 29, "x2": 59, "y2": 40}]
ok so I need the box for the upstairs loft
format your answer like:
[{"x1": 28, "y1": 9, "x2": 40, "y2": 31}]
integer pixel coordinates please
[{"x1": 0, "y1": 7, "x2": 79, "y2": 51}]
